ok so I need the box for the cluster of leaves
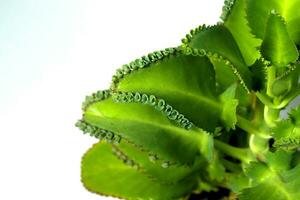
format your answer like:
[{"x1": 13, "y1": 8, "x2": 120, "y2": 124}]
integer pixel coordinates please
[{"x1": 75, "y1": 0, "x2": 300, "y2": 199}]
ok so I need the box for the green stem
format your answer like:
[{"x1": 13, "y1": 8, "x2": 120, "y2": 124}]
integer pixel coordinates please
[
  {"x1": 214, "y1": 140, "x2": 253, "y2": 163},
  {"x1": 266, "y1": 66, "x2": 276, "y2": 97},
  {"x1": 249, "y1": 134, "x2": 269, "y2": 157},
  {"x1": 236, "y1": 115, "x2": 261, "y2": 135},
  {"x1": 264, "y1": 106, "x2": 280, "y2": 128},
  {"x1": 279, "y1": 85, "x2": 300, "y2": 108},
  {"x1": 262, "y1": 65, "x2": 281, "y2": 127},
  {"x1": 221, "y1": 159, "x2": 242, "y2": 173},
  {"x1": 256, "y1": 92, "x2": 283, "y2": 109}
]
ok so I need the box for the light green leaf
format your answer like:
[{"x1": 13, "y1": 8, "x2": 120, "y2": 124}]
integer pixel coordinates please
[
  {"x1": 219, "y1": 83, "x2": 239, "y2": 130},
  {"x1": 239, "y1": 151, "x2": 300, "y2": 200},
  {"x1": 112, "y1": 48, "x2": 239, "y2": 132},
  {"x1": 226, "y1": 173, "x2": 250, "y2": 193},
  {"x1": 181, "y1": 24, "x2": 252, "y2": 91},
  {"x1": 289, "y1": 105, "x2": 300, "y2": 125},
  {"x1": 272, "y1": 63, "x2": 300, "y2": 97},
  {"x1": 207, "y1": 151, "x2": 226, "y2": 182},
  {"x1": 82, "y1": 142, "x2": 198, "y2": 200},
  {"x1": 240, "y1": 165, "x2": 300, "y2": 200},
  {"x1": 244, "y1": 162, "x2": 270, "y2": 185},
  {"x1": 211, "y1": 58, "x2": 252, "y2": 110},
  {"x1": 83, "y1": 96, "x2": 207, "y2": 164},
  {"x1": 272, "y1": 106, "x2": 300, "y2": 149},
  {"x1": 261, "y1": 12, "x2": 298, "y2": 67},
  {"x1": 210, "y1": 58, "x2": 239, "y2": 92},
  {"x1": 265, "y1": 150, "x2": 293, "y2": 172},
  {"x1": 113, "y1": 49, "x2": 219, "y2": 132},
  {"x1": 247, "y1": 0, "x2": 300, "y2": 45},
  {"x1": 115, "y1": 140, "x2": 206, "y2": 184},
  {"x1": 223, "y1": 0, "x2": 262, "y2": 66},
  {"x1": 199, "y1": 133, "x2": 214, "y2": 161}
]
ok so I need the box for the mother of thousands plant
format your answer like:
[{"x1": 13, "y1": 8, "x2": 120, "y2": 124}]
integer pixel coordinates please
[{"x1": 75, "y1": 0, "x2": 300, "y2": 199}]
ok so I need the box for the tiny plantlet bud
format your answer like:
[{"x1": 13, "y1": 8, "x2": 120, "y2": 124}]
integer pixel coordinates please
[
  {"x1": 161, "y1": 162, "x2": 170, "y2": 169},
  {"x1": 148, "y1": 154, "x2": 158, "y2": 163}
]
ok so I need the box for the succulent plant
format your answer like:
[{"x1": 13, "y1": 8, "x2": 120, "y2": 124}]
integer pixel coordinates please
[{"x1": 75, "y1": 0, "x2": 300, "y2": 199}]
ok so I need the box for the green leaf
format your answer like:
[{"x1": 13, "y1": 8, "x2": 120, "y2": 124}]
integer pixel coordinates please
[
  {"x1": 291, "y1": 151, "x2": 300, "y2": 168},
  {"x1": 219, "y1": 83, "x2": 239, "y2": 131},
  {"x1": 83, "y1": 96, "x2": 208, "y2": 164},
  {"x1": 210, "y1": 58, "x2": 239, "y2": 92},
  {"x1": 272, "y1": 106, "x2": 300, "y2": 149},
  {"x1": 250, "y1": 59, "x2": 267, "y2": 91},
  {"x1": 272, "y1": 79, "x2": 293, "y2": 97},
  {"x1": 82, "y1": 142, "x2": 198, "y2": 200},
  {"x1": 112, "y1": 48, "x2": 238, "y2": 132},
  {"x1": 220, "y1": 0, "x2": 235, "y2": 22},
  {"x1": 115, "y1": 140, "x2": 206, "y2": 184},
  {"x1": 181, "y1": 24, "x2": 252, "y2": 92},
  {"x1": 244, "y1": 162, "x2": 270, "y2": 185},
  {"x1": 289, "y1": 105, "x2": 300, "y2": 125},
  {"x1": 247, "y1": 0, "x2": 300, "y2": 45},
  {"x1": 226, "y1": 173, "x2": 250, "y2": 193},
  {"x1": 183, "y1": 25, "x2": 245, "y2": 68},
  {"x1": 239, "y1": 177, "x2": 300, "y2": 200},
  {"x1": 239, "y1": 151, "x2": 300, "y2": 200},
  {"x1": 223, "y1": 0, "x2": 262, "y2": 66},
  {"x1": 207, "y1": 151, "x2": 226, "y2": 182},
  {"x1": 272, "y1": 63, "x2": 300, "y2": 97},
  {"x1": 244, "y1": 151, "x2": 292, "y2": 183},
  {"x1": 260, "y1": 12, "x2": 298, "y2": 68},
  {"x1": 240, "y1": 165, "x2": 300, "y2": 200},
  {"x1": 265, "y1": 150, "x2": 293, "y2": 172},
  {"x1": 211, "y1": 58, "x2": 252, "y2": 111},
  {"x1": 199, "y1": 133, "x2": 214, "y2": 161}
]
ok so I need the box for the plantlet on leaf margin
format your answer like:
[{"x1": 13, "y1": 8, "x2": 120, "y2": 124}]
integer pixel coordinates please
[{"x1": 76, "y1": 0, "x2": 300, "y2": 199}]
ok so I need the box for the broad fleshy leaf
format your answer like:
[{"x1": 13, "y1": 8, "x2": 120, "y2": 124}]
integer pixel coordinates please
[
  {"x1": 239, "y1": 175, "x2": 300, "y2": 200},
  {"x1": 272, "y1": 105, "x2": 300, "y2": 149},
  {"x1": 219, "y1": 83, "x2": 239, "y2": 130},
  {"x1": 82, "y1": 142, "x2": 198, "y2": 200},
  {"x1": 112, "y1": 48, "x2": 238, "y2": 132},
  {"x1": 83, "y1": 94, "x2": 209, "y2": 165},
  {"x1": 207, "y1": 151, "x2": 226, "y2": 182},
  {"x1": 260, "y1": 12, "x2": 298, "y2": 67},
  {"x1": 226, "y1": 173, "x2": 249, "y2": 193},
  {"x1": 115, "y1": 140, "x2": 207, "y2": 184},
  {"x1": 181, "y1": 24, "x2": 252, "y2": 92},
  {"x1": 250, "y1": 59, "x2": 267, "y2": 91},
  {"x1": 271, "y1": 63, "x2": 300, "y2": 97},
  {"x1": 247, "y1": 0, "x2": 300, "y2": 45},
  {"x1": 240, "y1": 151, "x2": 300, "y2": 200},
  {"x1": 222, "y1": 0, "x2": 262, "y2": 66}
]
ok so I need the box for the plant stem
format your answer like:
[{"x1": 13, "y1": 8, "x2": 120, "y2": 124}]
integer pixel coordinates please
[
  {"x1": 236, "y1": 115, "x2": 261, "y2": 135},
  {"x1": 264, "y1": 106, "x2": 280, "y2": 127},
  {"x1": 221, "y1": 159, "x2": 242, "y2": 173},
  {"x1": 214, "y1": 140, "x2": 253, "y2": 163},
  {"x1": 266, "y1": 65, "x2": 276, "y2": 97},
  {"x1": 256, "y1": 92, "x2": 279, "y2": 109},
  {"x1": 279, "y1": 85, "x2": 300, "y2": 108},
  {"x1": 249, "y1": 134, "x2": 269, "y2": 156}
]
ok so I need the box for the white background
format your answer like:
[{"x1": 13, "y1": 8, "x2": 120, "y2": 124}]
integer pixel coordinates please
[{"x1": 0, "y1": 0, "x2": 223, "y2": 199}]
